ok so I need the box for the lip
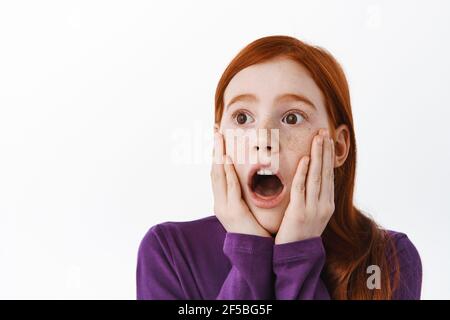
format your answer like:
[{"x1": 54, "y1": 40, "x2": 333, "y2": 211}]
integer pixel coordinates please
[{"x1": 247, "y1": 164, "x2": 286, "y2": 209}]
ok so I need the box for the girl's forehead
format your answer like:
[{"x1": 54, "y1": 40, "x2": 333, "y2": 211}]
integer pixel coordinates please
[{"x1": 224, "y1": 59, "x2": 325, "y2": 110}]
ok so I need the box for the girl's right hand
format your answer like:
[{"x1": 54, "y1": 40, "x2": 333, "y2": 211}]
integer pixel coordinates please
[{"x1": 211, "y1": 128, "x2": 272, "y2": 238}]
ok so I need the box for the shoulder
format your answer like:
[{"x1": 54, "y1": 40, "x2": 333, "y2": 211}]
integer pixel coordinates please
[
  {"x1": 386, "y1": 230, "x2": 421, "y2": 264},
  {"x1": 138, "y1": 215, "x2": 225, "y2": 255},
  {"x1": 385, "y1": 229, "x2": 423, "y2": 299}
]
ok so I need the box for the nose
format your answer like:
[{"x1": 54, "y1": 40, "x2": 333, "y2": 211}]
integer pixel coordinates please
[
  {"x1": 256, "y1": 145, "x2": 272, "y2": 151},
  {"x1": 252, "y1": 128, "x2": 279, "y2": 154},
  {"x1": 250, "y1": 128, "x2": 280, "y2": 170}
]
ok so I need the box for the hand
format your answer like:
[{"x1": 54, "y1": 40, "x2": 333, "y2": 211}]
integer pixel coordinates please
[
  {"x1": 275, "y1": 128, "x2": 335, "y2": 244},
  {"x1": 211, "y1": 128, "x2": 271, "y2": 238}
]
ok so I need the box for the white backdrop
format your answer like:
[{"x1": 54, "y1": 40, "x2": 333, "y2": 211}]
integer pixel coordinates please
[{"x1": 1, "y1": 0, "x2": 449, "y2": 299}]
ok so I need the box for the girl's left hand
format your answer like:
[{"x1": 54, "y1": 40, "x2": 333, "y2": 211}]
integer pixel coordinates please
[{"x1": 274, "y1": 128, "x2": 335, "y2": 245}]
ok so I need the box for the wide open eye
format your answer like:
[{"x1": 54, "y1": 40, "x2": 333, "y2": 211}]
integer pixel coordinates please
[
  {"x1": 282, "y1": 111, "x2": 305, "y2": 125},
  {"x1": 233, "y1": 111, "x2": 255, "y2": 125}
]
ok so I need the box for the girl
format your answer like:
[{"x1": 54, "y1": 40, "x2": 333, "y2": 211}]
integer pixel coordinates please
[{"x1": 136, "y1": 35, "x2": 422, "y2": 299}]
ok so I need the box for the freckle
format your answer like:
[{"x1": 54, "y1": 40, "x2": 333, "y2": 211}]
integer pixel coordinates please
[{"x1": 285, "y1": 134, "x2": 301, "y2": 152}]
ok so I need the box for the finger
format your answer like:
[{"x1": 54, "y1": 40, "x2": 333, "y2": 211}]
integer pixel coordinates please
[
  {"x1": 290, "y1": 155, "x2": 310, "y2": 206},
  {"x1": 212, "y1": 126, "x2": 217, "y2": 157},
  {"x1": 211, "y1": 132, "x2": 227, "y2": 204},
  {"x1": 306, "y1": 133, "x2": 324, "y2": 205},
  {"x1": 223, "y1": 155, "x2": 242, "y2": 200},
  {"x1": 319, "y1": 132, "x2": 332, "y2": 202},
  {"x1": 213, "y1": 130, "x2": 224, "y2": 165}
]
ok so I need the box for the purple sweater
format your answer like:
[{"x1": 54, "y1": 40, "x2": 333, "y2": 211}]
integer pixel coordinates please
[{"x1": 136, "y1": 215, "x2": 422, "y2": 300}]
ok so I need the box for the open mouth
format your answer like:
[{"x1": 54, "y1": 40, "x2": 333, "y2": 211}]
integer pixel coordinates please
[
  {"x1": 251, "y1": 170, "x2": 284, "y2": 197},
  {"x1": 248, "y1": 167, "x2": 285, "y2": 209}
]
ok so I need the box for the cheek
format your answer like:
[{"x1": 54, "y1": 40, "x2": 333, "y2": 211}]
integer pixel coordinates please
[
  {"x1": 223, "y1": 134, "x2": 250, "y2": 162},
  {"x1": 223, "y1": 129, "x2": 258, "y2": 165},
  {"x1": 280, "y1": 127, "x2": 317, "y2": 181},
  {"x1": 233, "y1": 164, "x2": 247, "y2": 186},
  {"x1": 222, "y1": 134, "x2": 250, "y2": 186},
  {"x1": 283, "y1": 127, "x2": 315, "y2": 156}
]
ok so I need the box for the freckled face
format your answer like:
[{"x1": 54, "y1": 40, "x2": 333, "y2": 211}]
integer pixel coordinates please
[{"x1": 219, "y1": 57, "x2": 331, "y2": 235}]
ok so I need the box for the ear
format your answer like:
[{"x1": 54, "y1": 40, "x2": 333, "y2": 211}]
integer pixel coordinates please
[{"x1": 333, "y1": 124, "x2": 350, "y2": 168}]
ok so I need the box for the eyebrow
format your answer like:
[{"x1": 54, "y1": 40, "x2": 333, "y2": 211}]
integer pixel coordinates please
[{"x1": 225, "y1": 93, "x2": 316, "y2": 110}]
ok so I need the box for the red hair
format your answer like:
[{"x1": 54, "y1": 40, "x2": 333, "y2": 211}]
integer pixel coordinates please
[{"x1": 214, "y1": 35, "x2": 399, "y2": 299}]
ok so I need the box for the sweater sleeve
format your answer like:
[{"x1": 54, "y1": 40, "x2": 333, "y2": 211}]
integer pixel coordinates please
[
  {"x1": 136, "y1": 225, "x2": 185, "y2": 299},
  {"x1": 273, "y1": 236, "x2": 330, "y2": 300},
  {"x1": 390, "y1": 234, "x2": 422, "y2": 300},
  {"x1": 136, "y1": 226, "x2": 275, "y2": 300},
  {"x1": 216, "y1": 232, "x2": 275, "y2": 300}
]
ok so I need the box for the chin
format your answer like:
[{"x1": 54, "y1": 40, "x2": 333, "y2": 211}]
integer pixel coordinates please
[{"x1": 250, "y1": 205, "x2": 285, "y2": 236}]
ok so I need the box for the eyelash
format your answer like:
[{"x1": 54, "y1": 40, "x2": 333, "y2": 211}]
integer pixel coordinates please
[
  {"x1": 281, "y1": 109, "x2": 308, "y2": 124},
  {"x1": 231, "y1": 109, "x2": 254, "y2": 125},
  {"x1": 231, "y1": 108, "x2": 308, "y2": 125}
]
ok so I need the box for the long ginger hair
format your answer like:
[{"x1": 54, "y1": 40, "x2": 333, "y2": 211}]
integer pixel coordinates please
[{"x1": 214, "y1": 35, "x2": 399, "y2": 299}]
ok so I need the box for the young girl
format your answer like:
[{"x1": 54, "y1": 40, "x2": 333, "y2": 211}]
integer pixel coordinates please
[{"x1": 136, "y1": 35, "x2": 422, "y2": 300}]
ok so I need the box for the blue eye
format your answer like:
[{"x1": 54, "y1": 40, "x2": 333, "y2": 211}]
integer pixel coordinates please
[
  {"x1": 282, "y1": 112, "x2": 304, "y2": 125},
  {"x1": 233, "y1": 111, "x2": 254, "y2": 125}
]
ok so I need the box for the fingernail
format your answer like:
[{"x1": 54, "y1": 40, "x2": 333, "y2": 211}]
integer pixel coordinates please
[{"x1": 317, "y1": 136, "x2": 323, "y2": 145}]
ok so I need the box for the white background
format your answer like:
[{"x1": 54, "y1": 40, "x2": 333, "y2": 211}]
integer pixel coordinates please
[{"x1": 1, "y1": 0, "x2": 449, "y2": 299}]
